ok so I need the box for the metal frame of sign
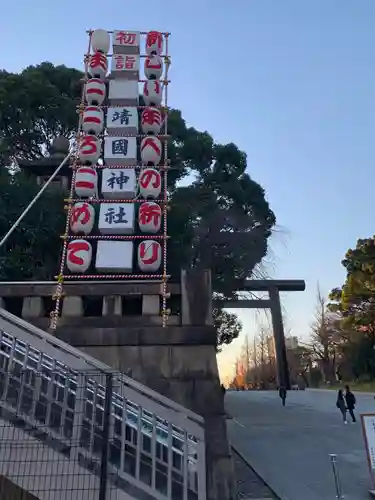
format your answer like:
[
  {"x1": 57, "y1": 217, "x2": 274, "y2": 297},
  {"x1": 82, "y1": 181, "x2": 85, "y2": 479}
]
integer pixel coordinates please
[
  {"x1": 361, "y1": 413, "x2": 375, "y2": 491},
  {"x1": 51, "y1": 30, "x2": 171, "y2": 331}
]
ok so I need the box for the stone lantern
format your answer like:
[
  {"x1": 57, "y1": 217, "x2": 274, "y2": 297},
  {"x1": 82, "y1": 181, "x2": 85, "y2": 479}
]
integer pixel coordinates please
[{"x1": 17, "y1": 136, "x2": 71, "y2": 190}]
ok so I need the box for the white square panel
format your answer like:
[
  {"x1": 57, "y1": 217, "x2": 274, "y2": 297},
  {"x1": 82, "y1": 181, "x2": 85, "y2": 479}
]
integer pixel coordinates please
[
  {"x1": 108, "y1": 80, "x2": 139, "y2": 105},
  {"x1": 95, "y1": 240, "x2": 133, "y2": 272},
  {"x1": 111, "y1": 54, "x2": 139, "y2": 80},
  {"x1": 101, "y1": 168, "x2": 136, "y2": 199},
  {"x1": 98, "y1": 203, "x2": 135, "y2": 234},
  {"x1": 106, "y1": 107, "x2": 138, "y2": 135},
  {"x1": 112, "y1": 30, "x2": 140, "y2": 54},
  {"x1": 104, "y1": 137, "x2": 137, "y2": 166}
]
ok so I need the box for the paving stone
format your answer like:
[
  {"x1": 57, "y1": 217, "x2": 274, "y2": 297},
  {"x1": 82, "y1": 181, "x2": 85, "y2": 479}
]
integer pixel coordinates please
[
  {"x1": 227, "y1": 389, "x2": 373, "y2": 500},
  {"x1": 232, "y1": 447, "x2": 276, "y2": 499}
]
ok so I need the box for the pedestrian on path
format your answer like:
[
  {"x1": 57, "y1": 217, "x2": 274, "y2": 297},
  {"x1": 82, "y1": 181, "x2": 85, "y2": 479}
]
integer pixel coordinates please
[
  {"x1": 336, "y1": 389, "x2": 347, "y2": 424},
  {"x1": 344, "y1": 385, "x2": 356, "y2": 423},
  {"x1": 279, "y1": 385, "x2": 287, "y2": 406}
]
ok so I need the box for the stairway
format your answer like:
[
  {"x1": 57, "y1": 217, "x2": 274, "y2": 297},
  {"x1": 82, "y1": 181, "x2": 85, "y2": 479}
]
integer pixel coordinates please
[{"x1": 0, "y1": 308, "x2": 206, "y2": 500}]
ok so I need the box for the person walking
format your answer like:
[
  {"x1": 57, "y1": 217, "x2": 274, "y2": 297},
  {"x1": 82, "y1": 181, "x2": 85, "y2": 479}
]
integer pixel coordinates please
[
  {"x1": 279, "y1": 385, "x2": 287, "y2": 406},
  {"x1": 344, "y1": 385, "x2": 356, "y2": 423},
  {"x1": 336, "y1": 389, "x2": 347, "y2": 424}
]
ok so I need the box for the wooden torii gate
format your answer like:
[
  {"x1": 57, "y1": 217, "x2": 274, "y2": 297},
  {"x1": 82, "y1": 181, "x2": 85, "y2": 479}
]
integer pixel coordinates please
[{"x1": 217, "y1": 279, "x2": 306, "y2": 390}]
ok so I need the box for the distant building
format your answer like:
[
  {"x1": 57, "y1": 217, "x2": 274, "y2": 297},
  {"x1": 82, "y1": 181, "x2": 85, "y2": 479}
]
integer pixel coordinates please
[
  {"x1": 266, "y1": 335, "x2": 298, "y2": 361},
  {"x1": 285, "y1": 336, "x2": 299, "y2": 350}
]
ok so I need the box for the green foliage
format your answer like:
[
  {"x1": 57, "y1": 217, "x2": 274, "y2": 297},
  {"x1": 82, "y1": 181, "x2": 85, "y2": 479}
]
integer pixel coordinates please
[
  {"x1": 213, "y1": 308, "x2": 242, "y2": 351},
  {"x1": 328, "y1": 237, "x2": 375, "y2": 379},
  {"x1": 0, "y1": 62, "x2": 277, "y2": 348},
  {"x1": 0, "y1": 62, "x2": 81, "y2": 167},
  {"x1": 328, "y1": 237, "x2": 375, "y2": 333},
  {"x1": 0, "y1": 170, "x2": 66, "y2": 280}
]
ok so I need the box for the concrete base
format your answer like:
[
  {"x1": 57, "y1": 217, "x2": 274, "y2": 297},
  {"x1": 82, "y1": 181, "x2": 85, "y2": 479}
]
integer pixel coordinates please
[
  {"x1": 58, "y1": 324, "x2": 237, "y2": 500},
  {"x1": 22, "y1": 297, "x2": 43, "y2": 318}
]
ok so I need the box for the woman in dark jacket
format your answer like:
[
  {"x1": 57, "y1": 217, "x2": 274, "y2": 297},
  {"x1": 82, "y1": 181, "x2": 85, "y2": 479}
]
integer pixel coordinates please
[
  {"x1": 345, "y1": 385, "x2": 356, "y2": 423},
  {"x1": 336, "y1": 389, "x2": 347, "y2": 424}
]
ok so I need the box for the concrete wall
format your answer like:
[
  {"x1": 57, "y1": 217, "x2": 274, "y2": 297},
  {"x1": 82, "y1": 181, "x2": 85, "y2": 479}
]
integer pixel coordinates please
[
  {"x1": 0, "y1": 272, "x2": 237, "y2": 500},
  {"x1": 54, "y1": 270, "x2": 237, "y2": 500}
]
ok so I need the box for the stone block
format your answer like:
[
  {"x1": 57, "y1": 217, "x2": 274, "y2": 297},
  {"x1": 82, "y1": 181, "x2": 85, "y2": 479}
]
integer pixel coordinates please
[
  {"x1": 22, "y1": 297, "x2": 44, "y2": 318},
  {"x1": 170, "y1": 346, "x2": 219, "y2": 379},
  {"x1": 61, "y1": 296, "x2": 83, "y2": 317},
  {"x1": 102, "y1": 295, "x2": 122, "y2": 316},
  {"x1": 206, "y1": 454, "x2": 237, "y2": 500},
  {"x1": 78, "y1": 345, "x2": 141, "y2": 379},
  {"x1": 181, "y1": 269, "x2": 213, "y2": 326},
  {"x1": 167, "y1": 379, "x2": 195, "y2": 412},
  {"x1": 193, "y1": 381, "x2": 225, "y2": 417},
  {"x1": 55, "y1": 325, "x2": 217, "y2": 348},
  {"x1": 204, "y1": 416, "x2": 232, "y2": 456},
  {"x1": 139, "y1": 346, "x2": 171, "y2": 378},
  {"x1": 142, "y1": 294, "x2": 160, "y2": 315}
]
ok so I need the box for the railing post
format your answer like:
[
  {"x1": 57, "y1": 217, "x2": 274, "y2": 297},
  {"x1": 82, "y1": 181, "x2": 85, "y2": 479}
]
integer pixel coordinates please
[
  {"x1": 330, "y1": 454, "x2": 344, "y2": 499},
  {"x1": 99, "y1": 372, "x2": 113, "y2": 500}
]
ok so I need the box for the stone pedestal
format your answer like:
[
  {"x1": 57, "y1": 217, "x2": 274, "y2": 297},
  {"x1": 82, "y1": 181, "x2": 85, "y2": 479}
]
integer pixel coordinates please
[
  {"x1": 22, "y1": 297, "x2": 43, "y2": 318},
  {"x1": 56, "y1": 269, "x2": 237, "y2": 500},
  {"x1": 62, "y1": 296, "x2": 83, "y2": 317}
]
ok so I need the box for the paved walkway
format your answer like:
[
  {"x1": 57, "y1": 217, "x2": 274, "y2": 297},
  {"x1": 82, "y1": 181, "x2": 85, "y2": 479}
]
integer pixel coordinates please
[
  {"x1": 232, "y1": 446, "x2": 276, "y2": 499},
  {"x1": 226, "y1": 389, "x2": 375, "y2": 500}
]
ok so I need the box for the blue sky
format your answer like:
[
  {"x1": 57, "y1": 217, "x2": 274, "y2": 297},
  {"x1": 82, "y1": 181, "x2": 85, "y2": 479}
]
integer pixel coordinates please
[{"x1": 2, "y1": 1, "x2": 375, "y2": 379}]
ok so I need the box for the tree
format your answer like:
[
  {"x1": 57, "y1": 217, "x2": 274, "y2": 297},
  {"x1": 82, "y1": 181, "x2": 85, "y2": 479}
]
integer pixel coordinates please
[
  {"x1": 0, "y1": 170, "x2": 66, "y2": 280},
  {"x1": 329, "y1": 237, "x2": 375, "y2": 333},
  {"x1": 0, "y1": 62, "x2": 82, "y2": 168},
  {"x1": 229, "y1": 336, "x2": 251, "y2": 389},
  {"x1": 0, "y1": 62, "x2": 276, "y2": 349},
  {"x1": 287, "y1": 346, "x2": 312, "y2": 387},
  {"x1": 213, "y1": 308, "x2": 242, "y2": 351},
  {"x1": 328, "y1": 237, "x2": 375, "y2": 378},
  {"x1": 310, "y1": 287, "x2": 340, "y2": 383}
]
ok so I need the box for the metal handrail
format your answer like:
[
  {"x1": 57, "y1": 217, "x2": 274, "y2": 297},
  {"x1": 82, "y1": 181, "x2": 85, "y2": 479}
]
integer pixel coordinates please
[
  {"x1": 0, "y1": 308, "x2": 206, "y2": 499},
  {"x1": 0, "y1": 308, "x2": 203, "y2": 426}
]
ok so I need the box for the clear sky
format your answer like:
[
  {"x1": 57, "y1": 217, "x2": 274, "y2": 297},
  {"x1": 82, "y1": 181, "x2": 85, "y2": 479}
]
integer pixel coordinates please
[{"x1": 2, "y1": 0, "x2": 375, "y2": 381}]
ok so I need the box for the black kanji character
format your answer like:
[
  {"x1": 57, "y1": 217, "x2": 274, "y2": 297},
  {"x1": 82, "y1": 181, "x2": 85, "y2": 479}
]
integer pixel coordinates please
[
  {"x1": 107, "y1": 171, "x2": 129, "y2": 190},
  {"x1": 104, "y1": 206, "x2": 128, "y2": 224}
]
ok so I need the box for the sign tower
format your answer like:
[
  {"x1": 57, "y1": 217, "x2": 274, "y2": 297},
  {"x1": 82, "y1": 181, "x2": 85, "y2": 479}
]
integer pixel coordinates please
[{"x1": 50, "y1": 29, "x2": 171, "y2": 331}]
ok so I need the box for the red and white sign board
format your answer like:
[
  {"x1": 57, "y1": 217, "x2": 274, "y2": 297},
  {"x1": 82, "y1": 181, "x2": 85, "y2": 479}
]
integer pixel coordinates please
[
  {"x1": 143, "y1": 80, "x2": 162, "y2": 107},
  {"x1": 70, "y1": 202, "x2": 95, "y2": 235},
  {"x1": 137, "y1": 240, "x2": 162, "y2": 272},
  {"x1": 138, "y1": 168, "x2": 162, "y2": 199},
  {"x1": 140, "y1": 136, "x2": 162, "y2": 165},
  {"x1": 112, "y1": 30, "x2": 140, "y2": 54},
  {"x1": 111, "y1": 54, "x2": 139, "y2": 79},
  {"x1": 146, "y1": 31, "x2": 163, "y2": 56},
  {"x1": 108, "y1": 80, "x2": 139, "y2": 106},
  {"x1": 138, "y1": 202, "x2": 162, "y2": 233},
  {"x1": 82, "y1": 106, "x2": 104, "y2": 135},
  {"x1": 85, "y1": 79, "x2": 106, "y2": 106},
  {"x1": 74, "y1": 167, "x2": 98, "y2": 198},
  {"x1": 96, "y1": 240, "x2": 134, "y2": 272},
  {"x1": 66, "y1": 240, "x2": 92, "y2": 273}
]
